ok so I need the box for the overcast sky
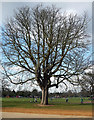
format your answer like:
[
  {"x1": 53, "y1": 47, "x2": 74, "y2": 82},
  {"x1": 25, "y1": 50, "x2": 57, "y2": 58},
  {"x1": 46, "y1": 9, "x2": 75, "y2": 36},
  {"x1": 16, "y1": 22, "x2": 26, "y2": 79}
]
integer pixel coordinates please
[
  {"x1": 0, "y1": 1, "x2": 93, "y2": 92},
  {"x1": 1, "y1": 2, "x2": 92, "y2": 22},
  {"x1": 1, "y1": 2, "x2": 92, "y2": 36}
]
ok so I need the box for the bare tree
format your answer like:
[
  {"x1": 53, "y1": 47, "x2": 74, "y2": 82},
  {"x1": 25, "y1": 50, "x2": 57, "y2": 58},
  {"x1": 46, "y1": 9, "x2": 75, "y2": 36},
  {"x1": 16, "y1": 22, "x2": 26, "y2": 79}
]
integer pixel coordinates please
[{"x1": 1, "y1": 5, "x2": 90, "y2": 105}]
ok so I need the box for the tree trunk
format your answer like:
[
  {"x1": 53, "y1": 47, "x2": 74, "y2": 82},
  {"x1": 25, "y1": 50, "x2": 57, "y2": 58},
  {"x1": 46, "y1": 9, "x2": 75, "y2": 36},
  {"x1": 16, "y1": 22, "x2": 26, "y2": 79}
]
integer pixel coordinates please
[{"x1": 41, "y1": 87, "x2": 48, "y2": 105}]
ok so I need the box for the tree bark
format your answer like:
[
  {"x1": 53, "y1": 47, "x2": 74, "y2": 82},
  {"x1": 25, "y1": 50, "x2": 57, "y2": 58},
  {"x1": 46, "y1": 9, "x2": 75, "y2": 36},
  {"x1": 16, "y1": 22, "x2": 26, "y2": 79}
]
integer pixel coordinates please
[{"x1": 41, "y1": 86, "x2": 48, "y2": 105}]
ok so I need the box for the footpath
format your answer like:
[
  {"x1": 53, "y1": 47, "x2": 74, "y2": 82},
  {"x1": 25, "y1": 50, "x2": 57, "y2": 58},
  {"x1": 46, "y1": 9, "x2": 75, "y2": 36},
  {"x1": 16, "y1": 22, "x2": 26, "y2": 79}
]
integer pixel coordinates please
[{"x1": 1, "y1": 112, "x2": 92, "y2": 119}]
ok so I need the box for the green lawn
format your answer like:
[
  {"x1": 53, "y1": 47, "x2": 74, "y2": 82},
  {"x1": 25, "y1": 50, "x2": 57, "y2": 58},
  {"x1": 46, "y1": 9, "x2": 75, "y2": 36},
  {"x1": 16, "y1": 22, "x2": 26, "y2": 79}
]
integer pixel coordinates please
[{"x1": 2, "y1": 97, "x2": 92, "y2": 111}]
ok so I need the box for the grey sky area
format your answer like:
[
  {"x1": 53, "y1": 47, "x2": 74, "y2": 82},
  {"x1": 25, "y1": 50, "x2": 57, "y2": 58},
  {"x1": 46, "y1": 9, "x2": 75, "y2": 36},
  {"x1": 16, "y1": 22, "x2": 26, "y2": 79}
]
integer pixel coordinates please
[
  {"x1": 1, "y1": 2, "x2": 92, "y2": 92},
  {"x1": 2, "y1": 2, "x2": 92, "y2": 35},
  {"x1": 2, "y1": 2, "x2": 92, "y2": 21}
]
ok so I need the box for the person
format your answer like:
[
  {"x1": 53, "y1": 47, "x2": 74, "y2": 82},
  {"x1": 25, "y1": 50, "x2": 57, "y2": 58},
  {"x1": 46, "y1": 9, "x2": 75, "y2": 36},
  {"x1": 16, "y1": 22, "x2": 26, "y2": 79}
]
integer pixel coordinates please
[
  {"x1": 35, "y1": 97, "x2": 37, "y2": 102},
  {"x1": 50, "y1": 97, "x2": 53, "y2": 101},
  {"x1": 66, "y1": 98, "x2": 68, "y2": 103},
  {"x1": 81, "y1": 98, "x2": 83, "y2": 104}
]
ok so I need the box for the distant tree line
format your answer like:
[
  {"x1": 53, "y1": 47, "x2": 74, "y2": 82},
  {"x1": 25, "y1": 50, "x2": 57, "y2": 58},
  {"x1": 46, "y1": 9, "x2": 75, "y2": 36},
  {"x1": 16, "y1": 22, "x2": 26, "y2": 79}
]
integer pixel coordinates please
[
  {"x1": 2, "y1": 89, "x2": 41, "y2": 98},
  {"x1": 49, "y1": 90, "x2": 90, "y2": 98},
  {"x1": 2, "y1": 88, "x2": 90, "y2": 98}
]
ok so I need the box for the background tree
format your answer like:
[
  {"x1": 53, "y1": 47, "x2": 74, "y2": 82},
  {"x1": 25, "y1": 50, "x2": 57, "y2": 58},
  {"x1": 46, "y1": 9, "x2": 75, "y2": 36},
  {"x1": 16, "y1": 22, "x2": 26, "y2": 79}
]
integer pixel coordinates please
[
  {"x1": 1, "y1": 77, "x2": 10, "y2": 92},
  {"x1": 79, "y1": 66, "x2": 94, "y2": 98},
  {"x1": 1, "y1": 5, "x2": 90, "y2": 105},
  {"x1": 0, "y1": 64, "x2": 10, "y2": 93},
  {"x1": 31, "y1": 89, "x2": 39, "y2": 96}
]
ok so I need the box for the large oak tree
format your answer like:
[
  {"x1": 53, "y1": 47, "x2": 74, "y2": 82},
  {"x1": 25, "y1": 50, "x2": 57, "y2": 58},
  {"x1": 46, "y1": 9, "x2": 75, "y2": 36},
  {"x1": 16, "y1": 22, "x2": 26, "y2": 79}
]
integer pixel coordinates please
[{"x1": 1, "y1": 5, "x2": 90, "y2": 105}]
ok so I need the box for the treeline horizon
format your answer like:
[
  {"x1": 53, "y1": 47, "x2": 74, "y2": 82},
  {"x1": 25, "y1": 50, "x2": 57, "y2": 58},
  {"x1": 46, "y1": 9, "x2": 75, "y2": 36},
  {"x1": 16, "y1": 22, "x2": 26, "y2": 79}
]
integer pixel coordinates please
[{"x1": 2, "y1": 88, "x2": 91, "y2": 98}]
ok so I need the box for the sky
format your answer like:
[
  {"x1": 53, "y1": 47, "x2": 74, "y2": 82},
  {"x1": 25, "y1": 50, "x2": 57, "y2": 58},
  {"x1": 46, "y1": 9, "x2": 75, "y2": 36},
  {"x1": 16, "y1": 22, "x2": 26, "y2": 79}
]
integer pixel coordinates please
[
  {"x1": 0, "y1": 1, "x2": 93, "y2": 93},
  {"x1": 1, "y1": 2, "x2": 92, "y2": 44},
  {"x1": 1, "y1": 2, "x2": 92, "y2": 32}
]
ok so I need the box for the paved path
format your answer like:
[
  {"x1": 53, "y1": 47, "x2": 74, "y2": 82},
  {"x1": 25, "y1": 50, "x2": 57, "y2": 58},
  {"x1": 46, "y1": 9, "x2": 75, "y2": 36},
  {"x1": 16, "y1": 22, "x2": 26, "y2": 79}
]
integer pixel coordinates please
[{"x1": 1, "y1": 112, "x2": 92, "y2": 118}]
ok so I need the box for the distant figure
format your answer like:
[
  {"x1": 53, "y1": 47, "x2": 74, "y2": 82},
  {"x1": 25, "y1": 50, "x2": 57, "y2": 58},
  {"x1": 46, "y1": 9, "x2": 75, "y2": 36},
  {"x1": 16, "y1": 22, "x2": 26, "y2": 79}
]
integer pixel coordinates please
[
  {"x1": 66, "y1": 98, "x2": 68, "y2": 103},
  {"x1": 35, "y1": 98, "x2": 37, "y2": 102},
  {"x1": 50, "y1": 97, "x2": 53, "y2": 101},
  {"x1": 81, "y1": 98, "x2": 83, "y2": 104}
]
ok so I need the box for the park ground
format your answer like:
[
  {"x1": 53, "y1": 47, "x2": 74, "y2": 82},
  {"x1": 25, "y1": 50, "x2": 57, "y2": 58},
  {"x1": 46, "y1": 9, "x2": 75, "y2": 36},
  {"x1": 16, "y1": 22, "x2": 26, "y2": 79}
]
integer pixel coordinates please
[{"x1": 1, "y1": 97, "x2": 93, "y2": 117}]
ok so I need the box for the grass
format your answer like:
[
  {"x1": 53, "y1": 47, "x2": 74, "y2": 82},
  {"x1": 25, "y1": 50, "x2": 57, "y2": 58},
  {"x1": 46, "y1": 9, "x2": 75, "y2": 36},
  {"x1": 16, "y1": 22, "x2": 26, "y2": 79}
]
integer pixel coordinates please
[{"x1": 2, "y1": 97, "x2": 92, "y2": 111}]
